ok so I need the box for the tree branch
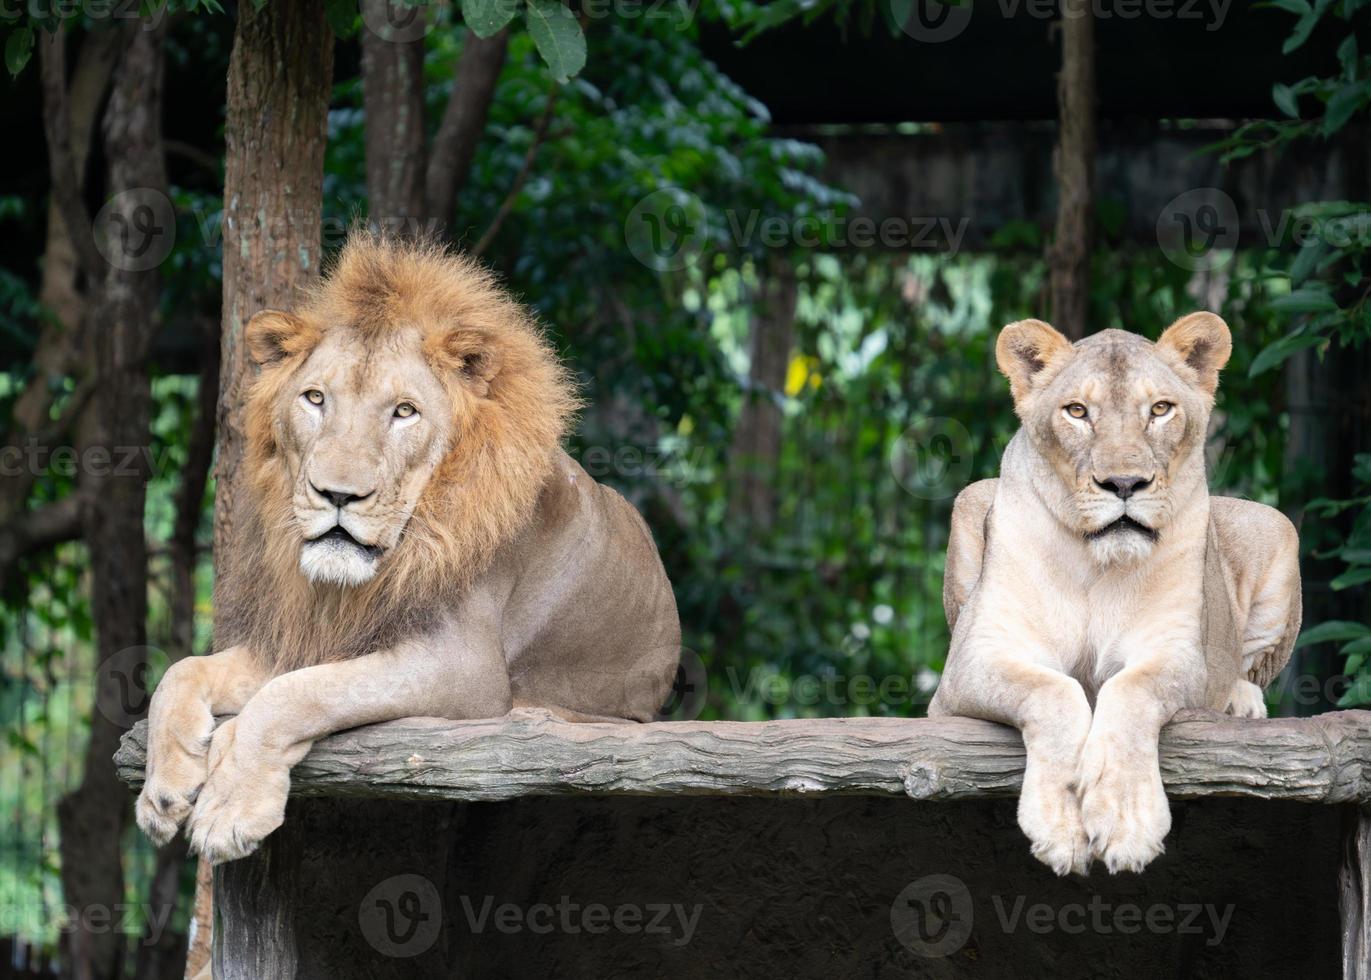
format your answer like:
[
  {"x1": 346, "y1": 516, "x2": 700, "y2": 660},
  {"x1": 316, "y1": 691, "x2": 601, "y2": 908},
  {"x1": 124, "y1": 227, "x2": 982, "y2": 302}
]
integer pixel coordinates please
[
  {"x1": 471, "y1": 84, "x2": 560, "y2": 258},
  {"x1": 424, "y1": 27, "x2": 510, "y2": 235},
  {"x1": 0, "y1": 496, "x2": 85, "y2": 576},
  {"x1": 39, "y1": 26, "x2": 104, "y2": 282}
]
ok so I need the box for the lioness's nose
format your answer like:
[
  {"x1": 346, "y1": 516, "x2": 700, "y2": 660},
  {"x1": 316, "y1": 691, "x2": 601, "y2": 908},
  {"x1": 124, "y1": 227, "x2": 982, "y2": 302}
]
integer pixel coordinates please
[
  {"x1": 1094, "y1": 475, "x2": 1152, "y2": 499},
  {"x1": 311, "y1": 484, "x2": 374, "y2": 509}
]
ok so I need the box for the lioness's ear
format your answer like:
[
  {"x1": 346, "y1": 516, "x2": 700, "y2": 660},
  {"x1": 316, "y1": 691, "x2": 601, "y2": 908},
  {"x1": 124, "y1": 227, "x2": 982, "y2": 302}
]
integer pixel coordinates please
[
  {"x1": 428, "y1": 328, "x2": 503, "y2": 397},
  {"x1": 1157, "y1": 312, "x2": 1231, "y2": 396},
  {"x1": 245, "y1": 310, "x2": 319, "y2": 366},
  {"x1": 995, "y1": 319, "x2": 1074, "y2": 405}
]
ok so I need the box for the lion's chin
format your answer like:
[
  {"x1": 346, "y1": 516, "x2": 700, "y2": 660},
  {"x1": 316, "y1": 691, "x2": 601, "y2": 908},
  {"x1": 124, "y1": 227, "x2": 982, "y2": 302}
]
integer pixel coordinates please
[
  {"x1": 1084, "y1": 524, "x2": 1158, "y2": 566},
  {"x1": 299, "y1": 538, "x2": 380, "y2": 587}
]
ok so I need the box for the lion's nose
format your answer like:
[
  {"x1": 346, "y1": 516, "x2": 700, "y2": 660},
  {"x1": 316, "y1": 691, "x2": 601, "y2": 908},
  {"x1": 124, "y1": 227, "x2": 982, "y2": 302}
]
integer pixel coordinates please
[
  {"x1": 311, "y1": 484, "x2": 374, "y2": 509},
  {"x1": 1094, "y1": 475, "x2": 1152, "y2": 499}
]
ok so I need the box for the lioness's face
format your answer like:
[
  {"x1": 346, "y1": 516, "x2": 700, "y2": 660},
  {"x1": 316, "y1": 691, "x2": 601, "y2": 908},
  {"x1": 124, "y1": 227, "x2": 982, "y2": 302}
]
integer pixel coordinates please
[
  {"x1": 996, "y1": 313, "x2": 1232, "y2": 565},
  {"x1": 270, "y1": 327, "x2": 457, "y2": 587}
]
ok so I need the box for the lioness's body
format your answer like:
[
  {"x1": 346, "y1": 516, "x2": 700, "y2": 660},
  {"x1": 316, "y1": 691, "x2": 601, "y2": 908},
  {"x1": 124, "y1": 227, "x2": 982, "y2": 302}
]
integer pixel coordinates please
[
  {"x1": 136, "y1": 237, "x2": 679, "y2": 864},
  {"x1": 929, "y1": 315, "x2": 1300, "y2": 876}
]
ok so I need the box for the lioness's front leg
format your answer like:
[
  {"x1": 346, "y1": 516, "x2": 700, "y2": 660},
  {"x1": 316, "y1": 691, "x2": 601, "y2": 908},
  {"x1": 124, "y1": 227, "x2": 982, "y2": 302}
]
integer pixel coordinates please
[
  {"x1": 136, "y1": 646, "x2": 269, "y2": 845},
  {"x1": 186, "y1": 630, "x2": 510, "y2": 864},
  {"x1": 1076, "y1": 648, "x2": 1200, "y2": 873},
  {"x1": 932, "y1": 653, "x2": 1094, "y2": 876}
]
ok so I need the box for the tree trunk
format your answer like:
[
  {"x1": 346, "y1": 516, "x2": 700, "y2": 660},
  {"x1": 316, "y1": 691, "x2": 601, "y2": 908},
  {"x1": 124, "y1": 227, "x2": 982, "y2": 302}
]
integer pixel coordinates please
[
  {"x1": 56, "y1": 19, "x2": 167, "y2": 980},
  {"x1": 424, "y1": 28, "x2": 509, "y2": 236},
  {"x1": 728, "y1": 256, "x2": 797, "y2": 531},
  {"x1": 197, "y1": 5, "x2": 334, "y2": 977},
  {"x1": 1049, "y1": 12, "x2": 1095, "y2": 341},
  {"x1": 214, "y1": 0, "x2": 334, "y2": 576},
  {"x1": 361, "y1": 0, "x2": 427, "y2": 227}
]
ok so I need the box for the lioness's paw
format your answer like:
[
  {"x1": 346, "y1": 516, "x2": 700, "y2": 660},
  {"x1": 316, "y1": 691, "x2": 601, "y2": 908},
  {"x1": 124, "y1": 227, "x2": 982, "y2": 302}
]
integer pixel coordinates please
[
  {"x1": 186, "y1": 718, "x2": 289, "y2": 864},
  {"x1": 1225, "y1": 679, "x2": 1267, "y2": 719},
  {"x1": 1076, "y1": 736, "x2": 1170, "y2": 874},
  {"x1": 1018, "y1": 776, "x2": 1091, "y2": 876}
]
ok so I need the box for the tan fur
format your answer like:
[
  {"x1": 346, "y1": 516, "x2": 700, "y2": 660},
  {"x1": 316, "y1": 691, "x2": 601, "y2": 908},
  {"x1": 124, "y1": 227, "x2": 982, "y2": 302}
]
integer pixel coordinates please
[
  {"x1": 136, "y1": 233, "x2": 680, "y2": 869},
  {"x1": 218, "y1": 234, "x2": 580, "y2": 672},
  {"x1": 932, "y1": 313, "x2": 1301, "y2": 876}
]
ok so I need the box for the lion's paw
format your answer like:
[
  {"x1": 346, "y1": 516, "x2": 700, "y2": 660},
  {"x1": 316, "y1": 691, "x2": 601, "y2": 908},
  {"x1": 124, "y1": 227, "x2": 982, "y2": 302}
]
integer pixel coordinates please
[
  {"x1": 1225, "y1": 679, "x2": 1268, "y2": 719},
  {"x1": 1076, "y1": 735, "x2": 1170, "y2": 874},
  {"x1": 1018, "y1": 775, "x2": 1091, "y2": 876},
  {"x1": 136, "y1": 701, "x2": 214, "y2": 846},
  {"x1": 186, "y1": 718, "x2": 290, "y2": 864}
]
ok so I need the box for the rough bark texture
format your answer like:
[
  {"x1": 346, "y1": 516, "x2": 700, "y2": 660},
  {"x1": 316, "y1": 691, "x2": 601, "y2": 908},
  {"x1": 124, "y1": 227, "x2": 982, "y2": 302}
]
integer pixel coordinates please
[
  {"x1": 118, "y1": 709, "x2": 1371, "y2": 805},
  {"x1": 728, "y1": 256, "x2": 797, "y2": 530},
  {"x1": 58, "y1": 20, "x2": 167, "y2": 980},
  {"x1": 361, "y1": 0, "x2": 427, "y2": 226},
  {"x1": 196, "y1": 7, "x2": 334, "y2": 978},
  {"x1": 1048, "y1": 13, "x2": 1095, "y2": 341},
  {"x1": 424, "y1": 28, "x2": 509, "y2": 235},
  {"x1": 1343, "y1": 806, "x2": 1371, "y2": 980},
  {"x1": 214, "y1": 0, "x2": 333, "y2": 572}
]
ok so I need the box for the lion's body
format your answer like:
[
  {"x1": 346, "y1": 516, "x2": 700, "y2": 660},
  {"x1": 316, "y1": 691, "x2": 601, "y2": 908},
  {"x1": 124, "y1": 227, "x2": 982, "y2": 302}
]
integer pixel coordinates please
[
  {"x1": 929, "y1": 315, "x2": 1301, "y2": 876},
  {"x1": 137, "y1": 236, "x2": 680, "y2": 864}
]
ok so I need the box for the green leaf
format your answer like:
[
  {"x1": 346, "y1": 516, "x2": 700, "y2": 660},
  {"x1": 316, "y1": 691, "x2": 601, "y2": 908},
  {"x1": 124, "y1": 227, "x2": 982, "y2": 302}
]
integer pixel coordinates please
[
  {"x1": 1288, "y1": 240, "x2": 1326, "y2": 282},
  {"x1": 1341, "y1": 637, "x2": 1371, "y2": 657},
  {"x1": 1282, "y1": 9, "x2": 1321, "y2": 54},
  {"x1": 5, "y1": 27, "x2": 32, "y2": 78},
  {"x1": 1337, "y1": 33, "x2": 1357, "y2": 75},
  {"x1": 1247, "y1": 330, "x2": 1324, "y2": 376},
  {"x1": 1272, "y1": 83, "x2": 1300, "y2": 118},
  {"x1": 324, "y1": 0, "x2": 359, "y2": 38},
  {"x1": 523, "y1": 0, "x2": 584, "y2": 83},
  {"x1": 462, "y1": 0, "x2": 518, "y2": 38},
  {"x1": 1322, "y1": 79, "x2": 1371, "y2": 137},
  {"x1": 1269, "y1": 287, "x2": 1338, "y2": 313},
  {"x1": 1336, "y1": 672, "x2": 1371, "y2": 708},
  {"x1": 1332, "y1": 566, "x2": 1371, "y2": 590},
  {"x1": 1295, "y1": 620, "x2": 1371, "y2": 648}
]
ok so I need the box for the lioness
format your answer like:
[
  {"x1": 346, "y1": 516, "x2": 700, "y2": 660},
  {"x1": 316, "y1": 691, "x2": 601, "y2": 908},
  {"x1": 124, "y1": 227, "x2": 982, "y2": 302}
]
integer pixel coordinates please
[
  {"x1": 136, "y1": 235, "x2": 681, "y2": 863},
  {"x1": 930, "y1": 313, "x2": 1301, "y2": 875}
]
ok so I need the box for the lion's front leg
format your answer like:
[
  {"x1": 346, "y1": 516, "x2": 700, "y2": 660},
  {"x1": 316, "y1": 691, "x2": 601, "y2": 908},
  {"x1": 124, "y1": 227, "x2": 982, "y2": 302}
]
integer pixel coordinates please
[
  {"x1": 136, "y1": 646, "x2": 268, "y2": 845},
  {"x1": 933, "y1": 652, "x2": 1093, "y2": 876},
  {"x1": 1077, "y1": 653, "x2": 1198, "y2": 873},
  {"x1": 186, "y1": 628, "x2": 511, "y2": 863}
]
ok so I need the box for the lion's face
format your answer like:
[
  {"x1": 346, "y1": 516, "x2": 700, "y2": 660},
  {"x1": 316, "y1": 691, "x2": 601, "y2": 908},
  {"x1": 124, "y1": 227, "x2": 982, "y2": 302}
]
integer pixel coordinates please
[
  {"x1": 238, "y1": 236, "x2": 575, "y2": 603},
  {"x1": 272, "y1": 327, "x2": 457, "y2": 586},
  {"x1": 996, "y1": 313, "x2": 1232, "y2": 565}
]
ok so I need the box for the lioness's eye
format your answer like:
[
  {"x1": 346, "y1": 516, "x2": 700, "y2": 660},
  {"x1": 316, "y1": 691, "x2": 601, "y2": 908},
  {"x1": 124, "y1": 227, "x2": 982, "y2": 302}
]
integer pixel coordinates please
[
  {"x1": 394, "y1": 402, "x2": 417, "y2": 419},
  {"x1": 1065, "y1": 403, "x2": 1088, "y2": 420},
  {"x1": 1151, "y1": 401, "x2": 1173, "y2": 417},
  {"x1": 303, "y1": 389, "x2": 324, "y2": 406}
]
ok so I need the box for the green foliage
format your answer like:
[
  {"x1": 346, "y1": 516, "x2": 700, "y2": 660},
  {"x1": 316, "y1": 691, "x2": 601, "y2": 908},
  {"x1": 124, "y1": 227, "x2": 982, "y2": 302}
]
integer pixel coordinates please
[{"x1": 1211, "y1": 0, "x2": 1371, "y2": 704}]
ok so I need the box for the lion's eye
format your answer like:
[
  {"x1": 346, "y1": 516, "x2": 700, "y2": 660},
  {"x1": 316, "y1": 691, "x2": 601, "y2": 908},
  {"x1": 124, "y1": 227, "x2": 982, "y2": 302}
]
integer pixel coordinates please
[
  {"x1": 394, "y1": 403, "x2": 417, "y2": 419},
  {"x1": 303, "y1": 389, "x2": 324, "y2": 406},
  {"x1": 1151, "y1": 401, "x2": 1173, "y2": 417},
  {"x1": 1065, "y1": 403, "x2": 1088, "y2": 420}
]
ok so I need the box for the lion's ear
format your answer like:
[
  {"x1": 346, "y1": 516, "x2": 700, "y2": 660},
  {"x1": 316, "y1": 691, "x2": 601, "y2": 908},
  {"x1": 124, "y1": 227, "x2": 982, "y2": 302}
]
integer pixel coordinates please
[
  {"x1": 430, "y1": 328, "x2": 503, "y2": 397},
  {"x1": 245, "y1": 310, "x2": 319, "y2": 366},
  {"x1": 995, "y1": 318, "x2": 1074, "y2": 405},
  {"x1": 1157, "y1": 312, "x2": 1232, "y2": 396}
]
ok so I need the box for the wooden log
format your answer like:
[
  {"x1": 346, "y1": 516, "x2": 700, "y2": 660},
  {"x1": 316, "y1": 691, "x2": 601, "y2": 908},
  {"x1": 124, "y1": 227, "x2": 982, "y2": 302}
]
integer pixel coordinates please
[{"x1": 115, "y1": 708, "x2": 1371, "y2": 805}]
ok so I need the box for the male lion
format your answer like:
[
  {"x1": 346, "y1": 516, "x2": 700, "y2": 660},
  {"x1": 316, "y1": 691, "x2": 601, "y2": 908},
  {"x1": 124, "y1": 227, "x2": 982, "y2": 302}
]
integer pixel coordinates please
[
  {"x1": 930, "y1": 313, "x2": 1301, "y2": 875},
  {"x1": 135, "y1": 235, "x2": 681, "y2": 863}
]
